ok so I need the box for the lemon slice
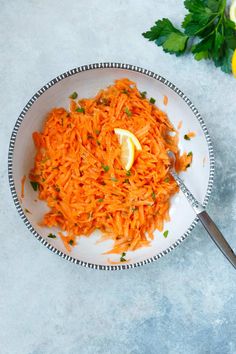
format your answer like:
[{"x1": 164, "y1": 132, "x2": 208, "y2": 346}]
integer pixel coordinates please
[
  {"x1": 120, "y1": 137, "x2": 135, "y2": 171},
  {"x1": 232, "y1": 49, "x2": 236, "y2": 78},
  {"x1": 114, "y1": 128, "x2": 142, "y2": 151},
  {"x1": 230, "y1": 0, "x2": 236, "y2": 25}
]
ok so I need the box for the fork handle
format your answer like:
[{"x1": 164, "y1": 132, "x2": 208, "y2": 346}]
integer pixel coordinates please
[
  {"x1": 198, "y1": 211, "x2": 236, "y2": 269},
  {"x1": 171, "y1": 170, "x2": 236, "y2": 269}
]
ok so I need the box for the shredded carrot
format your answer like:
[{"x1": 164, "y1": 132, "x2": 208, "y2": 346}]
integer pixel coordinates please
[
  {"x1": 175, "y1": 152, "x2": 193, "y2": 171},
  {"x1": 163, "y1": 95, "x2": 168, "y2": 106},
  {"x1": 187, "y1": 131, "x2": 196, "y2": 138},
  {"x1": 30, "y1": 78, "x2": 190, "y2": 254},
  {"x1": 21, "y1": 175, "x2": 26, "y2": 198},
  {"x1": 177, "y1": 120, "x2": 183, "y2": 130}
]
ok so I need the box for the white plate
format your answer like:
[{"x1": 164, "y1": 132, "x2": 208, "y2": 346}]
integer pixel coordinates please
[{"x1": 8, "y1": 63, "x2": 214, "y2": 270}]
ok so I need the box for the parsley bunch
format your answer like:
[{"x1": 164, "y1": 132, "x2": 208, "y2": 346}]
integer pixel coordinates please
[{"x1": 142, "y1": 0, "x2": 236, "y2": 73}]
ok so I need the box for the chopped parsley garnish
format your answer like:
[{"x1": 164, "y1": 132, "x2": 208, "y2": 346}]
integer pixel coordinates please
[
  {"x1": 126, "y1": 170, "x2": 131, "y2": 176},
  {"x1": 102, "y1": 164, "x2": 109, "y2": 172},
  {"x1": 186, "y1": 163, "x2": 191, "y2": 168},
  {"x1": 151, "y1": 192, "x2": 156, "y2": 200},
  {"x1": 76, "y1": 107, "x2": 85, "y2": 113},
  {"x1": 163, "y1": 230, "x2": 169, "y2": 238},
  {"x1": 24, "y1": 208, "x2": 31, "y2": 214},
  {"x1": 164, "y1": 177, "x2": 170, "y2": 183},
  {"x1": 69, "y1": 239, "x2": 74, "y2": 245},
  {"x1": 187, "y1": 151, "x2": 193, "y2": 157},
  {"x1": 48, "y1": 233, "x2": 56, "y2": 239},
  {"x1": 124, "y1": 179, "x2": 130, "y2": 183},
  {"x1": 150, "y1": 97, "x2": 156, "y2": 104},
  {"x1": 140, "y1": 91, "x2": 147, "y2": 99},
  {"x1": 30, "y1": 181, "x2": 39, "y2": 191},
  {"x1": 122, "y1": 89, "x2": 129, "y2": 95},
  {"x1": 124, "y1": 107, "x2": 132, "y2": 117},
  {"x1": 69, "y1": 92, "x2": 78, "y2": 99},
  {"x1": 96, "y1": 140, "x2": 101, "y2": 146},
  {"x1": 132, "y1": 207, "x2": 138, "y2": 212},
  {"x1": 95, "y1": 129, "x2": 100, "y2": 136},
  {"x1": 111, "y1": 177, "x2": 118, "y2": 182},
  {"x1": 99, "y1": 98, "x2": 109, "y2": 105},
  {"x1": 98, "y1": 198, "x2": 104, "y2": 202},
  {"x1": 184, "y1": 134, "x2": 190, "y2": 140},
  {"x1": 120, "y1": 252, "x2": 127, "y2": 262}
]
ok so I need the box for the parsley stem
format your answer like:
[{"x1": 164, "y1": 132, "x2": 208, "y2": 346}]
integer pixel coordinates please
[
  {"x1": 193, "y1": 13, "x2": 220, "y2": 37},
  {"x1": 201, "y1": 12, "x2": 224, "y2": 40}
]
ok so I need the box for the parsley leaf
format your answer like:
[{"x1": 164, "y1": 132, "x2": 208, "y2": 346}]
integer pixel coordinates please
[
  {"x1": 76, "y1": 107, "x2": 85, "y2": 113},
  {"x1": 111, "y1": 177, "x2": 118, "y2": 182},
  {"x1": 69, "y1": 92, "x2": 78, "y2": 99},
  {"x1": 48, "y1": 233, "x2": 56, "y2": 239},
  {"x1": 140, "y1": 91, "x2": 147, "y2": 99},
  {"x1": 184, "y1": 134, "x2": 190, "y2": 140},
  {"x1": 220, "y1": 48, "x2": 235, "y2": 74},
  {"x1": 182, "y1": 0, "x2": 218, "y2": 37},
  {"x1": 124, "y1": 107, "x2": 132, "y2": 116},
  {"x1": 163, "y1": 230, "x2": 169, "y2": 238},
  {"x1": 102, "y1": 164, "x2": 109, "y2": 172},
  {"x1": 143, "y1": 18, "x2": 189, "y2": 56},
  {"x1": 120, "y1": 252, "x2": 127, "y2": 262},
  {"x1": 132, "y1": 207, "x2": 138, "y2": 212},
  {"x1": 30, "y1": 181, "x2": 39, "y2": 191}
]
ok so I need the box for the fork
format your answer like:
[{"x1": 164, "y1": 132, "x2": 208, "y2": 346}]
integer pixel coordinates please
[{"x1": 168, "y1": 150, "x2": 236, "y2": 269}]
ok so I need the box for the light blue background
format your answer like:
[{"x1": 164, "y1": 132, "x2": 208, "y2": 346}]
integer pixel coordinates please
[{"x1": 0, "y1": 1, "x2": 236, "y2": 353}]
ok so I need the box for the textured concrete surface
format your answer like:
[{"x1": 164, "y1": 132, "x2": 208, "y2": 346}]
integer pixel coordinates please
[{"x1": 0, "y1": 0, "x2": 236, "y2": 353}]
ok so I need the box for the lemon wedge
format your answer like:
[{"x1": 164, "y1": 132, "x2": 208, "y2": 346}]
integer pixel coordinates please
[
  {"x1": 114, "y1": 128, "x2": 142, "y2": 151},
  {"x1": 232, "y1": 49, "x2": 236, "y2": 78},
  {"x1": 114, "y1": 128, "x2": 142, "y2": 170},
  {"x1": 120, "y1": 137, "x2": 135, "y2": 171},
  {"x1": 230, "y1": 0, "x2": 236, "y2": 25}
]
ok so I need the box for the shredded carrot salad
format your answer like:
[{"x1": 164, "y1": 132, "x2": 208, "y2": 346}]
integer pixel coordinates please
[{"x1": 30, "y1": 78, "x2": 192, "y2": 253}]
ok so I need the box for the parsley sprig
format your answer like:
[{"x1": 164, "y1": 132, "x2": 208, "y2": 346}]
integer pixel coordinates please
[{"x1": 142, "y1": 0, "x2": 236, "y2": 73}]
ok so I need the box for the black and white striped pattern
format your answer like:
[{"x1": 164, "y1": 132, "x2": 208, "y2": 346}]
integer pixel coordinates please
[{"x1": 8, "y1": 63, "x2": 215, "y2": 270}]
